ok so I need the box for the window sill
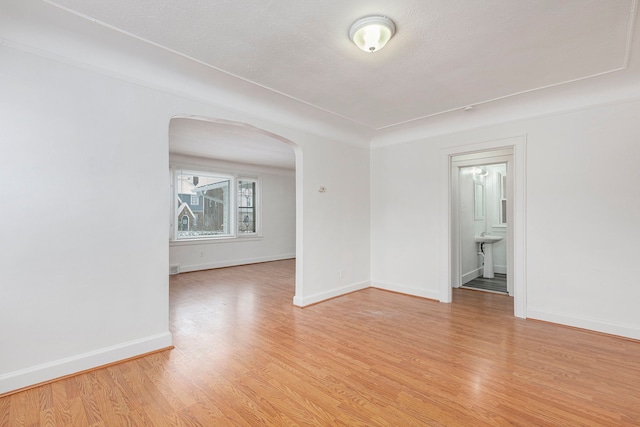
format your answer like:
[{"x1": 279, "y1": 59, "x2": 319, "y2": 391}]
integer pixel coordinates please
[{"x1": 170, "y1": 235, "x2": 263, "y2": 246}]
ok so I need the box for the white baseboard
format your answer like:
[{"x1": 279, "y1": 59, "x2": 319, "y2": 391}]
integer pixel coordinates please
[
  {"x1": 293, "y1": 280, "x2": 369, "y2": 307},
  {"x1": 494, "y1": 265, "x2": 507, "y2": 274},
  {"x1": 527, "y1": 309, "x2": 640, "y2": 341},
  {"x1": 461, "y1": 268, "x2": 482, "y2": 285},
  {"x1": 177, "y1": 253, "x2": 295, "y2": 273},
  {"x1": 371, "y1": 281, "x2": 440, "y2": 301},
  {"x1": 461, "y1": 266, "x2": 507, "y2": 284},
  {"x1": 0, "y1": 332, "x2": 172, "y2": 395}
]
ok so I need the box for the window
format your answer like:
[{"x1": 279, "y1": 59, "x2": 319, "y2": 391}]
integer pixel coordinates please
[
  {"x1": 498, "y1": 172, "x2": 507, "y2": 224},
  {"x1": 180, "y1": 215, "x2": 189, "y2": 230},
  {"x1": 173, "y1": 169, "x2": 260, "y2": 241},
  {"x1": 175, "y1": 170, "x2": 231, "y2": 239},
  {"x1": 238, "y1": 179, "x2": 256, "y2": 234}
]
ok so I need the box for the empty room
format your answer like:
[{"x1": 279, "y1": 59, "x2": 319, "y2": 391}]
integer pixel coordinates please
[{"x1": 2, "y1": 0, "x2": 640, "y2": 425}]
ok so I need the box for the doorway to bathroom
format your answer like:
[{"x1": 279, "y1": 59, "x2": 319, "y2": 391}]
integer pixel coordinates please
[
  {"x1": 456, "y1": 161, "x2": 509, "y2": 295},
  {"x1": 450, "y1": 150, "x2": 513, "y2": 298},
  {"x1": 439, "y1": 136, "x2": 526, "y2": 318}
]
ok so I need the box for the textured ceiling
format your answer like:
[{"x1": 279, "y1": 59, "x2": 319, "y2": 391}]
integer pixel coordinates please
[{"x1": 46, "y1": 0, "x2": 636, "y2": 130}]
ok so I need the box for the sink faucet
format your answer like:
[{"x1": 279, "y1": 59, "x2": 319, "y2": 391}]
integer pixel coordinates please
[{"x1": 481, "y1": 231, "x2": 488, "y2": 236}]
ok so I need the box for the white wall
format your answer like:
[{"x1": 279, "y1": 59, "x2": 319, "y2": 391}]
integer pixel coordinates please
[
  {"x1": 0, "y1": 46, "x2": 173, "y2": 393},
  {"x1": 0, "y1": 3, "x2": 370, "y2": 393},
  {"x1": 169, "y1": 155, "x2": 296, "y2": 272},
  {"x1": 294, "y1": 138, "x2": 371, "y2": 306},
  {"x1": 458, "y1": 167, "x2": 485, "y2": 283},
  {"x1": 369, "y1": 142, "x2": 442, "y2": 300},
  {"x1": 371, "y1": 99, "x2": 640, "y2": 339}
]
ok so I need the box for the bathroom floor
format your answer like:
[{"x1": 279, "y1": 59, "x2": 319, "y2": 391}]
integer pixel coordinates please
[{"x1": 461, "y1": 273, "x2": 507, "y2": 294}]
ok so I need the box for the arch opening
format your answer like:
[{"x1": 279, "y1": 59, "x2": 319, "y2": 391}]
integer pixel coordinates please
[{"x1": 167, "y1": 115, "x2": 303, "y2": 304}]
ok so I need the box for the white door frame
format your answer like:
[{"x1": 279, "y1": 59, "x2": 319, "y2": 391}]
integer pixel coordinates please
[
  {"x1": 438, "y1": 136, "x2": 527, "y2": 318},
  {"x1": 451, "y1": 152, "x2": 513, "y2": 294}
]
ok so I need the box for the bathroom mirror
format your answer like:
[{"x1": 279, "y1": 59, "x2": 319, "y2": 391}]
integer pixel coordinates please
[{"x1": 474, "y1": 182, "x2": 484, "y2": 220}]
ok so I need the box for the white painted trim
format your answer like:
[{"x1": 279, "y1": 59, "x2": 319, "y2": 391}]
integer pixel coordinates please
[
  {"x1": 461, "y1": 268, "x2": 483, "y2": 285},
  {"x1": 0, "y1": 332, "x2": 172, "y2": 395},
  {"x1": 528, "y1": 310, "x2": 640, "y2": 341},
  {"x1": 293, "y1": 281, "x2": 369, "y2": 307},
  {"x1": 439, "y1": 136, "x2": 527, "y2": 318},
  {"x1": 0, "y1": 38, "x2": 369, "y2": 148},
  {"x1": 494, "y1": 265, "x2": 507, "y2": 275},
  {"x1": 169, "y1": 235, "x2": 264, "y2": 246},
  {"x1": 370, "y1": 96, "x2": 640, "y2": 149},
  {"x1": 37, "y1": 1, "x2": 378, "y2": 132},
  {"x1": 371, "y1": 282, "x2": 440, "y2": 301},
  {"x1": 176, "y1": 253, "x2": 295, "y2": 273},
  {"x1": 374, "y1": 64, "x2": 629, "y2": 132},
  {"x1": 463, "y1": 268, "x2": 509, "y2": 281},
  {"x1": 293, "y1": 146, "x2": 304, "y2": 306},
  {"x1": 512, "y1": 137, "x2": 527, "y2": 317}
]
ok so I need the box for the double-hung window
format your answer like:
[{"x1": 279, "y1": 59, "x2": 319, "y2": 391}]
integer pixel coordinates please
[
  {"x1": 237, "y1": 179, "x2": 257, "y2": 234},
  {"x1": 173, "y1": 169, "x2": 260, "y2": 241}
]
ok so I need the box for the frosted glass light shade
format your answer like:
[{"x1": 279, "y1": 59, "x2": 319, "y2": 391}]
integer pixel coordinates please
[{"x1": 349, "y1": 16, "x2": 396, "y2": 53}]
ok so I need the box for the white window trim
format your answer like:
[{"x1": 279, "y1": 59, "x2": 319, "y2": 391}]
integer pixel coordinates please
[
  {"x1": 237, "y1": 176, "x2": 262, "y2": 237},
  {"x1": 169, "y1": 167, "x2": 263, "y2": 243}
]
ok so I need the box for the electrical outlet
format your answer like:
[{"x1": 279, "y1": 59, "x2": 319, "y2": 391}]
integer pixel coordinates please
[{"x1": 339, "y1": 269, "x2": 345, "y2": 278}]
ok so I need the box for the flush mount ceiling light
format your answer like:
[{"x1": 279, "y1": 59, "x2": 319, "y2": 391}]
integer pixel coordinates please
[{"x1": 349, "y1": 16, "x2": 396, "y2": 53}]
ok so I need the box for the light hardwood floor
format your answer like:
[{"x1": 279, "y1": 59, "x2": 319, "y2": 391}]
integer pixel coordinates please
[{"x1": 2, "y1": 259, "x2": 640, "y2": 425}]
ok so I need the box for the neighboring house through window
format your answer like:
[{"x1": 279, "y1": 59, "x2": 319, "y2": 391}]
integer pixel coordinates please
[{"x1": 173, "y1": 169, "x2": 260, "y2": 240}]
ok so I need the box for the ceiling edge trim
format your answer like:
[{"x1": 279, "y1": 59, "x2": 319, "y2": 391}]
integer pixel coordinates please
[
  {"x1": 42, "y1": 0, "x2": 374, "y2": 130},
  {"x1": 43, "y1": 0, "x2": 640, "y2": 133},
  {"x1": 0, "y1": 37, "x2": 370, "y2": 150},
  {"x1": 370, "y1": 94, "x2": 640, "y2": 149},
  {"x1": 374, "y1": 67, "x2": 629, "y2": 132}
]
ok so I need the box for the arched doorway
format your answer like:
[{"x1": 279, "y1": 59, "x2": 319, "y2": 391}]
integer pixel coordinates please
[{"x1": 167, "y1": 116, "x2": 302, "y2": 302}]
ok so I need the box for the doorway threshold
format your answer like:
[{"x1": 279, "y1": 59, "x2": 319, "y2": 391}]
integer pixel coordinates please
[{"x1": 461, "y1": 273, "x2": 507, "y2": 294}]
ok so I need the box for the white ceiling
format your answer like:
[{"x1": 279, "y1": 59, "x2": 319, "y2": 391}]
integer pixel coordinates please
[
  {"x1": 46, "y1": 0, "x2": 636, "y2": 131},
  {"x1": 36, "y1": 0, "x2": 638, "y2": 165},
  {"x1": 169, "y1": 118, "x2": 295, "y2": 170}
]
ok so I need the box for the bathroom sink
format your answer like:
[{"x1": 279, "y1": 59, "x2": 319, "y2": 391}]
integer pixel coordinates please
[
  {"x1": 475, "y1": 234, "x2": 504, "y2": 243},
  {"x1": 475, "y1": 234, "x2": 504, "y2": 278}
]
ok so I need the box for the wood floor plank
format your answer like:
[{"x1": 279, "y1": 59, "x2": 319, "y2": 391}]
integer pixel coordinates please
[
  {"x1": 39, "y1": 407, "x2": 55, "y2": 427},
  {"x1": 3, "y1": 259, "x2": 640, "y2": 425},
  {"x1": 0, "y1": 397, "x2": 9, "y2": 427}
]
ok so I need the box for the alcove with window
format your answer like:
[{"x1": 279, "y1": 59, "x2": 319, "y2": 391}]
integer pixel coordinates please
[{"x1": 168, "y1": 117, "x2": 296, "y2": 275}]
